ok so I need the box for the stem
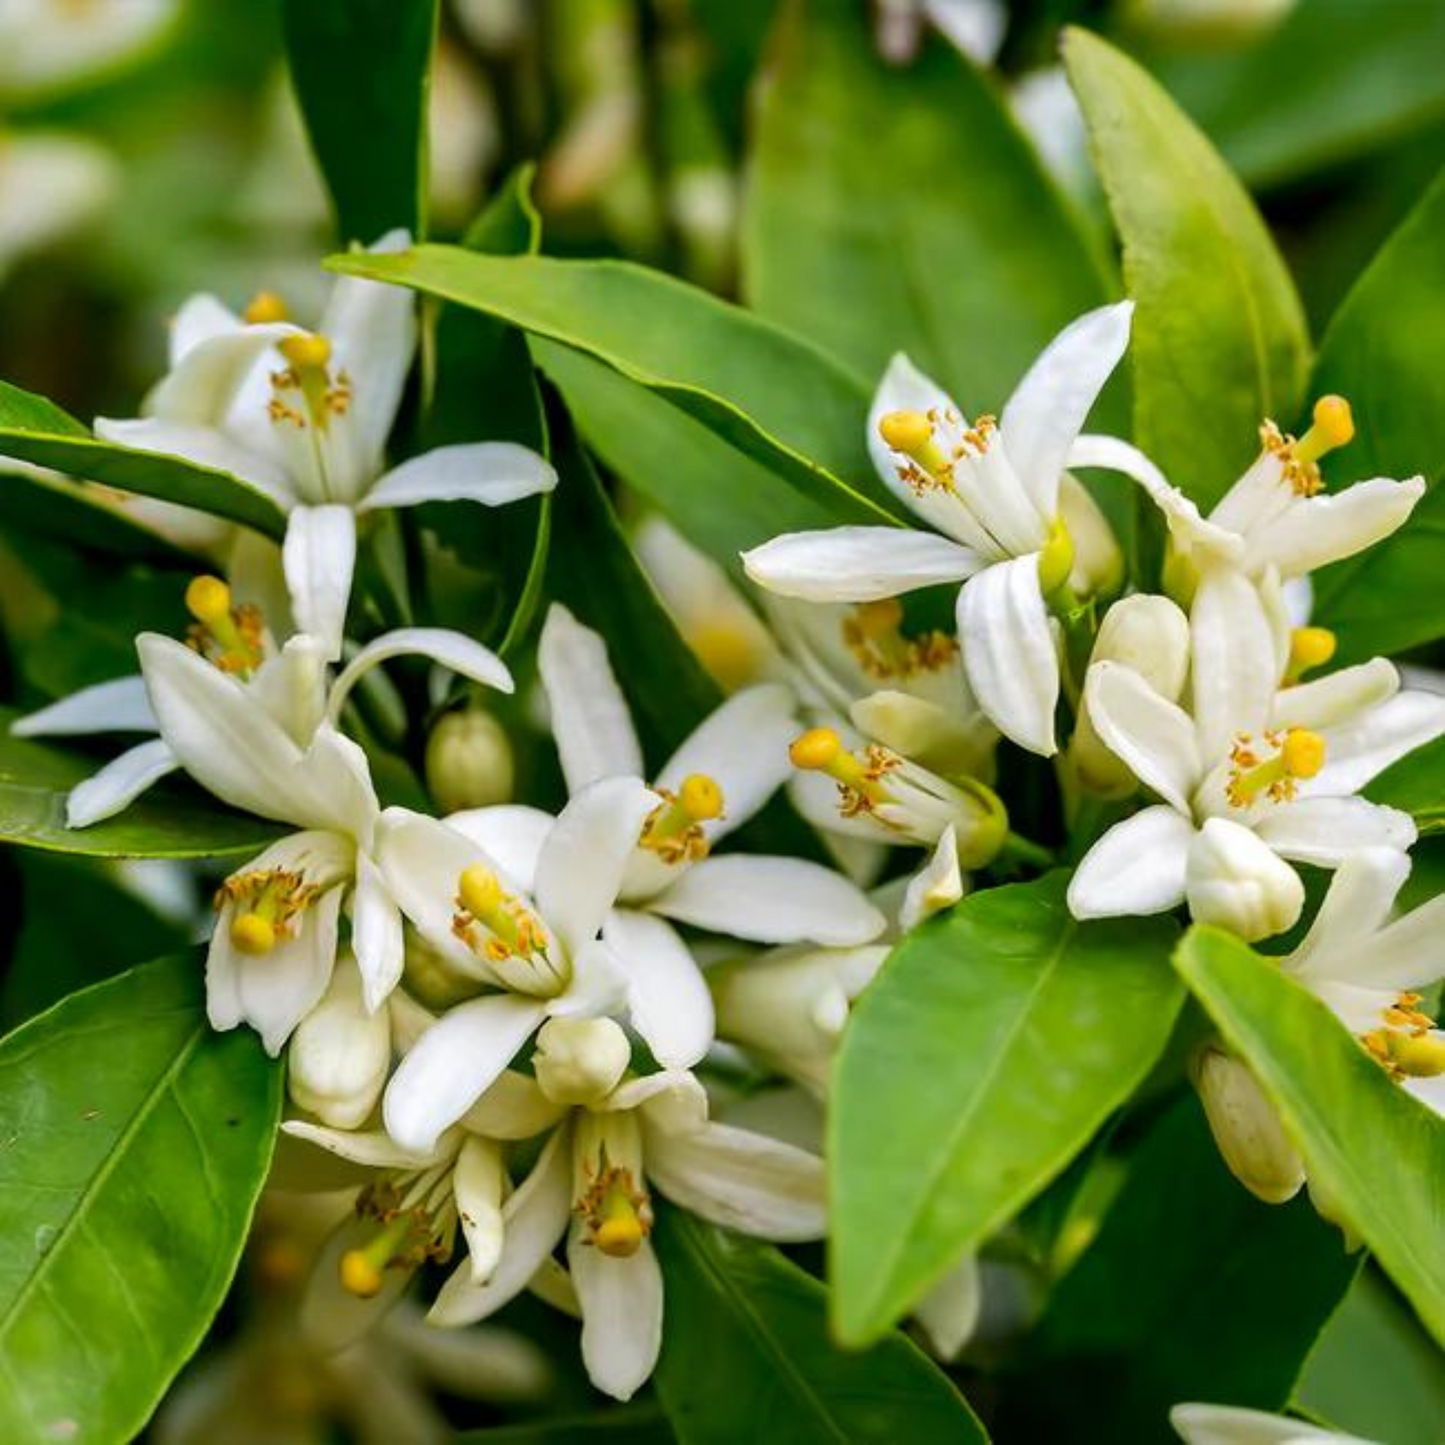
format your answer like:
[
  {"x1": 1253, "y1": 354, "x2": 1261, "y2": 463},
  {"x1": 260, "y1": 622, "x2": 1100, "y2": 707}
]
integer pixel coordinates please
[{"x1": 997, "y1": 831, "x2": 1056, "y2": 870}]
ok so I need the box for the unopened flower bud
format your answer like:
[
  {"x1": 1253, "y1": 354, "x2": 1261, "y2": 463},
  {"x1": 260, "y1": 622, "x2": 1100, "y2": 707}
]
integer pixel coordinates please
[
  {"x1": 287, "y1": 958, "x2": 390, "y2": 1129},
  {"x1": 1058, "y1": 474, "x2": 1123, "y2": 599},
  {"x1": 1185, "y1": 818, "x2": 1304, "y2": 942},
  {"x1": 1192, "y1": 1046, "x2": 1304, "y2": 1205},
  {"x1": 425, "y1": 707, "x2": 515, "y2": 813},
  {"x1": 533, "y1": 1016, "x2": 631, "y2": 1106}
]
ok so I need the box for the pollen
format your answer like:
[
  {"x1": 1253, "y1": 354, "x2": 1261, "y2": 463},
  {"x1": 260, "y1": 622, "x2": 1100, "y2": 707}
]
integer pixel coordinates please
[
  {"x1": 230, "y1": 912, "x2": 277, "y2": 955},
  {"x1": 790, "y1": 727, "x2": 843, "y2": 771},
  {"x1": 1227, "y1": 728, "x2": 1327, "y2": 807},
  {"x1": 1280, "y1": 727, "x2": 1326, "y2": 780},
  {"x1": 243, "y1": 290, "x2": 288, "y2": 324},
  {"x1": 841, "y1": 602, "x2": 957, "y2": 682},
  {"x1": 279, "y1": 331, "x2": 332, "y2": 372}
]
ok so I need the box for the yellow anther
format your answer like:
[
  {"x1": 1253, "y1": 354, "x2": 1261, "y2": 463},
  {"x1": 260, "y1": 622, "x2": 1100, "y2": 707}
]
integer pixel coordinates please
[
  {"x1": 339, "y1": 1249, "x2": 385, "y2": 1298},
  {"x1": 458, "y1": 863, "x2": 504, "y2": 921},
  {"x1": 1310, "y1": 395, "x2": 1354, "y2": 449},
  {"x1": 678, "y1": 774, "x2": 724, "y2": 822},
  {"x1": 337, "y1": 1210, "x2": 420, "y2": 1298},
  {"x1": 790, "y1": 727, "x2": 843, "y2": 771},
  {"x1": 243, "y1": 290, "x2": 288, "y2": 324},
  {"x1": 878, "y1": 410, "x2": 933, "y2": 455},
  {"x1": 579, "y1": 1162, "x2": 652, "y2": 1257},
  {"x1": 1281, "y1": 727, "x2": 1326, "y2": 780},
  {"x1": 594, "y1": 1215, "x2": 644, "y2": 1258},
  {"x1": 185, "y1": 574, "x2": 233, "y2": 626},
  {"x1": 1387, "y1": 1032, "x2": 1445, "y2": 1078},
  {"x1": 852, "y1": 598, "x2": 904, "y2": 640},
  {"x1": 1038, "y1": 518, "x2": 1076, "y2": 597},
  {"x1": 279, "y1": 331, "x2": 332, "y2": 372},
  {"x1": 230, "y1": 912, "x2": 277, "y2": 956},
  {"x1": 1227, "y1": 728, "x2": 1328, "y2": 807},
  {"x1": 1288, "y1": 626, "x2": 1336, "y2": 677}
]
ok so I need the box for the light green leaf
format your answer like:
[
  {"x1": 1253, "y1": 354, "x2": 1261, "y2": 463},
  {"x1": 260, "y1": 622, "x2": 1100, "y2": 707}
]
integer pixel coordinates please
[
  {"x1": 281, "y1": 0, "x2": 437, "y2": 242},
  {"x1": 1174, "y1": 926, "x2": 1445, "y2": 1348},
  {"x1": 744, "y1": 0, "x2": 1111, "y2": 409},
  {"x1": 0, "y1": 953, "x2": 282, "y2": 1444},
  {"x1": 1064, "y1": 28, "x2": 1311, "y2": 510},
  {"x1": 0, "y1": 708, "x2": 281, "y2": 859},
  {"x1": 654, "y1": 1210, "x2": 987, "y2": 1445},
  {"x1": 325, "y1": 246, "x2": 898, "y2": 527},
  {"x1": 0, "y1": 380, "x2": 287, "y2": 538},
  {"x1": 1307, "y1": 170, "x2": 1445, "y2": 664},
  {"x1": 831, "y1": 872, "x2": 1183, "y2": 1344},
  {"x1": 1011, "y1": 1097, "x2": 1357, "y2": 1442}
]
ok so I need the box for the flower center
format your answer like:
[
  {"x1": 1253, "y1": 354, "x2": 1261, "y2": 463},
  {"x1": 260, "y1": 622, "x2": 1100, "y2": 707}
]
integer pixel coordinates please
[
  {"x1": 1226, "y1": 728, "x2": 1326, "y2": 807},
  {"x1": 268, "y1": 330, "x2": 352, "y2": 434},
  {"x1": 639, "y1": 774, "x2": 724, "y2": 863},
  {"x1": 453, "y1": 863, "x2": 552, "y2": 966},
  {"x1": 841, "y1": 599, "x2": 957, "y2": 682},
  {"x1": 789, "y1": 726, "x2": 900, "y2": 820},
  {"x1": 339, "y1": 1173, "x2": 455, "y2": 1297},
  {"x1": 184, "y1": 575, "x2": 264, "y2": 677},
  {"x1": 878, "y1": 407, "x2": 995, "y2": 496},
  {"x1": 1285, "y1": 626, "x2": 1336, "y2": 684},
  {"x1": 1259, "y1": 394, "x2": 1354, "y2": 498},
  {"x1": 217, "y1": 867, "x2": 317, "y2": 955},
  {"x1": 1361, "y1": 994, "x2": 1445, "y2": 1082},
  {"x1": 577, "y1": 1155, "x2": 653, "y2": 1259}
]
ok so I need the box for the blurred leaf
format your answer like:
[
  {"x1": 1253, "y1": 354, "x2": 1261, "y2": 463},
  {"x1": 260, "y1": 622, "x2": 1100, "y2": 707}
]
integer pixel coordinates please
[
  {"x1": 831, "y1": 872, "x2": 1183, "y2": 1344},
  {"x1": 0, "y1": 708, "x2": 280, "y2": 860},
  {"x1": 1175, "y1": 926, "x2": 1445, "y2": 1348},
  {"x1": 0, "y1": 469, "x2": 191, "y2": 564},
  {"x1": 326, "y1": 247, "x2": 898, "y2": 526},
  {"x1": 1363, "y1": 735, "x2": 1445, "y2": 837},
  {"x1": 281, "y1": 0, "x2": 437, "y2": 242},
  {"x1": 654, "y1": 1210, "x2": 986, "y2": 1444},
  {"x1": 1007, "y1": 1097, "x2": 1357, "y2": 1443},
  {"x1": 1064, "y1": 28, "x2": 1310, "y2": 510},
  {"x1": 459, "y1": 1408, "x2": 674, "y2": 1443},
  {"x1": 0, "y1": 952, "x2": 282, "y2": 1444},
  {"x1": 0, "y1": 381, "x2": 286, "y2": 538},
  {"x1": 745, "y1": 0, "x2": 1110, "y2": 409},
  {"x1": 1307, "y1": 170, "x2": 1445, "y2": 664},
  {"x1": 1153, "y1": 0, "x2": 1445, "y2": 189}
]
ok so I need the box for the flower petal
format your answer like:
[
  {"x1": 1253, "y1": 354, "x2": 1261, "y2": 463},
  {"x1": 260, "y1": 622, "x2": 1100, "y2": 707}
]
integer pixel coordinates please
[
  {"x1": 956, "y1": 557, "x2": 1059, "y2": 755},
  {"x1": 1271, "y1": 657, "x2": 1398, "y2": 733},
  {"x1": 455, "y1": 1135, "x2": 507, "y2": 1282},
  {"x1": 537, "y1": 603, "x2": 644, "y2": 792},
  {"x1": 1190, "y1": 568, "x2": 1277, "y2": 759},
  {"x1": 999, "y1": 301, "x2": 1132, "y2": 518},
  {"x1": 65, "y1": 739, "x2": 179, "y2": 828},
  {"x1": 900, "y1": 827, "x2": 965, "y2": 931},
  {"x1": 1169, "y1": 1404, "x2": 1366, "y2": 1445},
  {"x1": 460, "y1": 1070, "x2": 569, "y2": 1140},
  {"x1": 383, "y1": 993, "x2": 547, "y2": 1154},
  {"x1": 169, "y1": 293, "x2": 242, "y2": 362},
  {"x1": 1083, "y1": 660, "x2": 1201, "y2": 812},
  {"x1": 12, "y1": 675, "x2": 155, "y2": 737},
  {"x1": 1309, "y1": 689, "x2": 1445, "y2": 798},
  {"x1": 144, "y1": 321, "x2": 294, "y2": 424},
  {"x1": 913, "y1": 1254, "x2": 981, "y2": 1361},
  {"x1": 1242, "y1": 476, "x2": 1425, "y2": 577},
  {"x1": 741, "y1": 527, "x2": 980, "y2": 602},
  {"x1": 568, "y1": 1224, "x2": 664, "y2": 1402},
  {"x1": 327, "y1": 626, "x2": 514, "y2": 726},
  {"x1": 352, "y1": 849, "x2": 404, "y2": 1012},
  {"x1": 446, "y1": 804, "x2": 553, "y2": 894},
  {"x1": 1067, "y1": 806, "x2": 1193, "y2": 919},
  {"x1": 1254, "y1": 797, "x2": 1416, "y2": 867},
  {"x1": 648, "y1": 855, "x2": 885, "y2": 946},
  {"x1": 283, "y1": 503, "x2": 356, "y2": 661},
  {"x1": 602, "y1": 908, "x2": 713, "y2": 1068},
  {"x1": 1284, "y1": 847, "x2": 1412, "y2": 984},
  {"x1": 281, "y1": 1120, "x2": 445, "y2": 1171},
  {"x1": 362, "y1": 441, "x2": 557, "y2": 512},
  {"x1": 94, "y1": 416, "x2": 296, "y2": 506}
]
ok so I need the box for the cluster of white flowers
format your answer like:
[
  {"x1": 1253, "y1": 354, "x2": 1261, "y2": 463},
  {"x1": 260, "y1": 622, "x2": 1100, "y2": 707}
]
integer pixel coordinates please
[{"x1": 18, "y1": 247, "x2": 1445, "y2": 1404}]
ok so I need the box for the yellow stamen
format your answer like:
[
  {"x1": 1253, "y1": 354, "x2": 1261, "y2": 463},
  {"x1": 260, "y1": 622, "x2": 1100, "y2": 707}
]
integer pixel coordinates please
[
  {"x1": 690, "y1": 625, "x2": 758, "y2": 692},
  {"x1": 458, "y1": 862, "x2": 504, "y2": 919},
  {"x1": 216, "y1": 868, "x2": 315, "y2": 951},
  {"x1": 1227, "y1": 728, "x2": 1327, "y2": 807},
  {"x1": 790, "y1": 727, "x2": 843, "y2": 771},
  {"x1": 878, "y1": 409, "x2": 952, "y2": 477},
  {"x1": 678, "y1": 773, "x2": 724, "y2": 822},
  {"x1": 184, "y1": 574, "x2": 264, "y2": 675},
  {"x1": 841, "y1": 603, "x2": 957, "y2": 683},
  {"x1": 1280, "y1": 727, "x2": 1325, "y2": 780},
  {"x1": 852, "y1": 597, "x2": 904, "y2": 640},
  {"x1": 1386, "y1": 1032, "x2": 1445, "y2": 1079},
  {"x1": 453, "y1": 864, "x2": 548, "y2": 961},
  {"x1": 338, "y1": 1212, "x2": 415, "y2": 1298},
  {"x1": 578, "y1": 1160, "x2": 652, "y2": 1258},
  {"x1": 243, "y1": 290, "x2": 288, "y2": 324},
  {"x1": 185, "y1": 574, "x2": 232, "y2": 626},
  {"x1": 279, "y1": 332, "x2": 332, "y2": 372},
  {"x1": 639, "y1": 776, "x2": 725, "y2": 863},
  {"x1": 1293, "y1": 395, "x2": 1354, "y2": 466},
  {"x1": 1288, "y1": 626, "x2": 1336, "y2": 681},
  {"x1": 230, "y1": 913, "x2": 277, "y2": 955},
  {"x1": 788, "y1": 727, "x2": 897, "y2": 817}
]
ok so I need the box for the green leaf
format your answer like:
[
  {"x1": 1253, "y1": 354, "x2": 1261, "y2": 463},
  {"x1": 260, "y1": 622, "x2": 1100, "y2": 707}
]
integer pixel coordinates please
[
  {"x1": 0, "y1": 468, "x2": 191, "y2": 563},
  {"x1": 1064, "y1": 28, "x2": 1311, "y2": 510},
  {"x1": 281, "y1": 0, "x2": 437, "y2": 242},
  {"x1": 0, "y1": 952, "x2": 282, "y2": 1444},
  {"x1": 459, "y1": 1407, "x2": 674, "y2": 1443},
  {"x1": 0, "y1": 708, "x2": 281, "y2": 859},
  {"x1": 1174, "y1": 925, "x2": 1445, "y2": 1348},
  {"x1": 1008, "y1": 1097, "x2": 1357, "y2": 1443},
  {"x1": 1306, "y1": 170, "x2": 1445, "y2": 664},
  {"x1": 0, "y1": 381, "x2": 287, "y2": 538},
  {"x1": 1363, "y1": 735, "x2": 1445, "y2": 837},
  {"x1": 744, "y1": 0, "x2": 1110, "y2": 407},
  {"x1": 831, "y1": 872, "x2": 1183, "y2": 1344},
  {"x1": 654, "y1": 1210, "x2": 987, "y2": 1445},
  {"x1": 325, "y1": 246, "x2": 898, "y2": 526}
]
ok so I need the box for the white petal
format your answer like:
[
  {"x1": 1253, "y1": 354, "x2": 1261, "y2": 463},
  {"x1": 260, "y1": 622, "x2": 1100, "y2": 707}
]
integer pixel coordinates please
[
  {"x1": 12, "y1": 675, "x2": 155, "y2": 738},
  {"x1": 1311, "y1": 690, "x2": 1445, "y2": 797},
  {"x1": 537, "y1": 603, "x2": 643, "y2": 793},
  {"x1": 610, "y1": 1069, "x2": 711, "y2": 1132},
  {"x1": 645, "y1": 1120, "x2": 826, "y2": 1240},
  {"x1": 352, "y1": 850, "x2": 404, "y2": 1011},
  {"x1": 170, "y1": 293, "x2": 242, "y2": 362},
  {"x1": 64, "y1": 739, "x2": 179, "y2": 828},
  {"x1": 866, "y1": 353, "x2": 957, "y2": 501},
  {"x1": 1190, "y1": 569, "x2": 1277, "y2": 759},
  {"x1": 1284, "y1": 847, "x2": 1411, "y2": 982},
  {"x1": 455, "y1": 1135, "x2": 507, "y2": 1282},
  {"x1": 280, "y1": 1120, "x2": 444, "y2": 1171},
  {"x1": 913, "y1": 1254, "x2": 981, "y2": 1361},
  {"x1": 362, "y1": 441, "x2": 557, "y2": 512},
  {"x1": 283, "y1": 504, "x2": 356, "y2": 661},
  {"x1": 655, "y1": 682, "x2": 798, "y2": 839},
  {"x1": 999, "y1": 301, "x2": 1132, "y2": 518},
  {"x1": 1067, "y1": 806, "x2": 1193, "y2": 919},
  {"x1": 648, "y1": 855, "x2": 885, "y2": 946},
  {"x1": 741, "y1": 527, "x2": 980, "y2": 602},
  {"x1": 1169, "y1": 1403, "x2": 1370, "y2": 1445},
  {"x1": 1254, "y1": 797, "x2": 1416, "y2": 867},
  {"x1": 1241, "y1": 476, "x2": 1425, "y2": 577},
  {"x1": 327, "y1": 626, "x2": 514, "y2": 726},
  {"x1": 568, "y1": 1225, "x2": 664, "y2": 1402},
  {"x1": 1271, "y1": 658, "x2": 1398, "y2": 733},
  {"x1": 601, "y1": 909, "x2": 713, "y2": 1068},
  {"x1": 1083, "y1": 661, "x2": 1201, "y2": 812},
  {"x1": 900, "y1": 827, "x2": 965, "y2": 931},
  {"x1": 383, "y1": 994, "x2": 547, "y2": 1154},
  {"x1": 247, "y1": 634, "x2": 329, "y2": 745},
  {"x1": 459, "y1": 1070, "x2": 569, "y2": 1140},
  {"x1": 445, "y1": 804, "x2": 553, "y2": 894},
  {"x1": 429, "y1": 1126, "x2": 572, "y2": 1326},
  {"x1": 145, "y1": 321, "x2": 294, "y2": 424},
  {"x1": 956, "y1": 558, "x2": 1059, "y2": 755},
  {"x1": 94, "y1": 416, "x2": 295, "y2": 506},
  {"x1": 535, "y1": 776, "x2": 658, "y2": 961}
]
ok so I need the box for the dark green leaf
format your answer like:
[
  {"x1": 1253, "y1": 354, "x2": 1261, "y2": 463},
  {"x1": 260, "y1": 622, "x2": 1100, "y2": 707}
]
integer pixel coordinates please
[
  {"x1": 1174, "y1": 926, "x2": 1445, "y2": 1347},
  {"x1": 281, "y1": 0, "x2": 437, "y2": 242},
  {"x1": 1064, "y1": 28, "x2": 1311, "y2": 510},
  {"x1": 1363, "y1": 735, "x2": 1445, "y2": 837},
  {"x1": 654, "y1": 1210, "x2": 986, "y2": 1445},
  {"x1": 459, "y1": 1406, "x2": 674, "y2": 1444},
  {"x1": 0, "y1": 952, "x2": 282, "y2": 1444},
  {"x1": 1307, "y1": 170, "x2": 1445, "y2": 664},
  {"x1": 831, "y1": 872, "x2": 1183, "y2": 1344},
  {"x1": 0, "y1": 468, "x2": 192, "y2": 563}
]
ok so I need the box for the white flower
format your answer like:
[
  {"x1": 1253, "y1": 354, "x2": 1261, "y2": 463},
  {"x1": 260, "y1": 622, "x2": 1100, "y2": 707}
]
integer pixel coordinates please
[
  {"x1": 1072, "y1": 395, "x2": 1424, "y2": 597},
  {"x1": 1068, "y1": 569, "x2": 1442, "y2": 940},
  {"x1": 0, "y1": 132, "x2": 115, "y2": 279},
  {"x1": 426, "y1": 1051, "x2": 826, "y2": 1401},
  {"x1": 0, "y1": 0, "x2": 178, "y2": 97},
  {"x1": 742, "y1": 302, "x2": 1134, "y2": 754},
  {"x1": 1171, "y1": 1403, "x2": 1377, "y2": 1445},
  {"x1": 95, "y1": 234, "x2": 557, "y2": 657}
]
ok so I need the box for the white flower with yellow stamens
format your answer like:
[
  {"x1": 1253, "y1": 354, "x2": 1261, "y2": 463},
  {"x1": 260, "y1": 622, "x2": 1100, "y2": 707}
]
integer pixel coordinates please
[
  {"x1": 1072, "y1": 395, "x2": 1424, "y2": 601},
  {"x1": 1067, "y1": 569, "x2": 1444, "y2": 940},
  {"x1": 425, "y1": 1028, "x2": 826, "y2": 1401},
  {"x1": 95, "y1": 232, "x2": 557, "y2": 658},
  {"x1": 742, "y1": 302, "x2": 1133, "y2": 755}
]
